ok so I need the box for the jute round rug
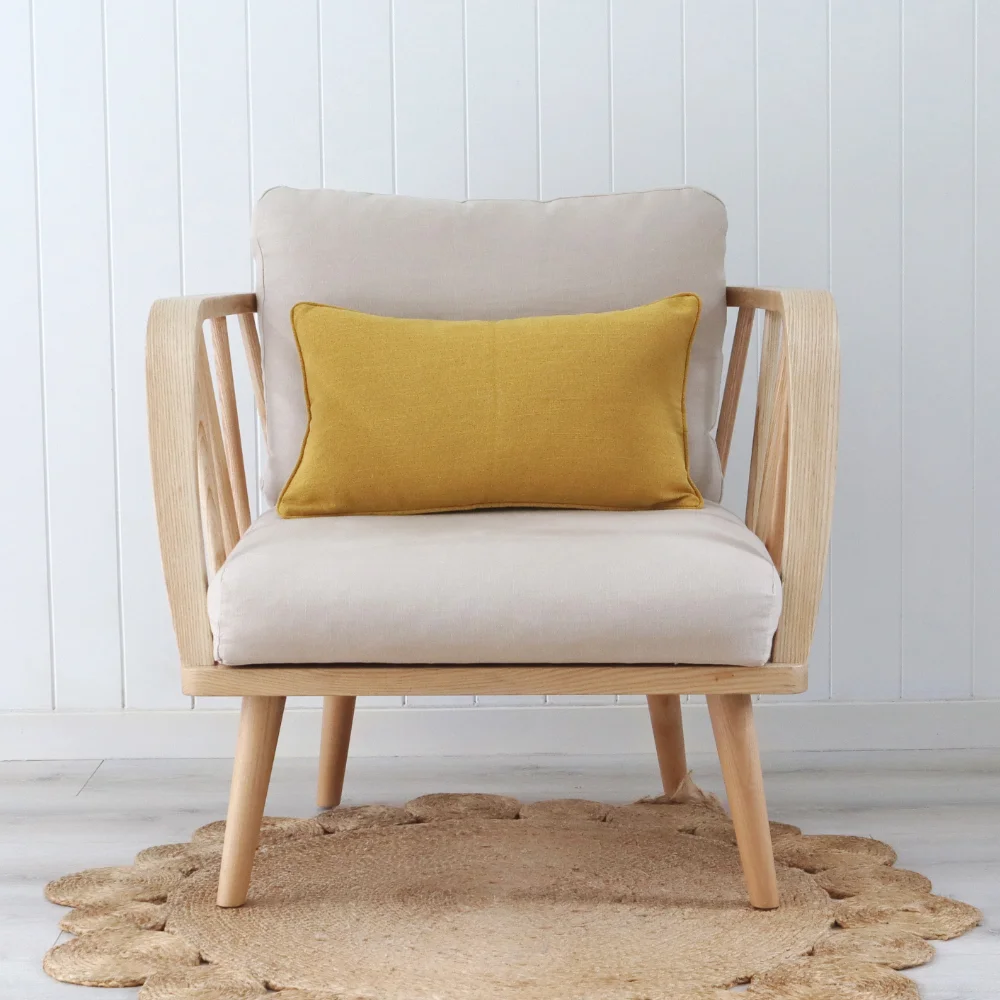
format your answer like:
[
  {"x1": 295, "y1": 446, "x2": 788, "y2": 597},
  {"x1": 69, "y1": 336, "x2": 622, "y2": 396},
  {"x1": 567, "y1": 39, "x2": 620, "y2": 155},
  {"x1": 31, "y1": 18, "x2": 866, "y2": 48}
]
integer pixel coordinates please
[{"x1": 43, "y1": 781, "x2": 980, "y2": 999}]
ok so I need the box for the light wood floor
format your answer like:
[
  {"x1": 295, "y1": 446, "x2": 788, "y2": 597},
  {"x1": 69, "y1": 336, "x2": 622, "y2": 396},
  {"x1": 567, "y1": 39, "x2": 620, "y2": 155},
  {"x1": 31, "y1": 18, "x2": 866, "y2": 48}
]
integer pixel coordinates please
[{"x1": 2, "y1": 750, "x2": 997, "y2": 998}]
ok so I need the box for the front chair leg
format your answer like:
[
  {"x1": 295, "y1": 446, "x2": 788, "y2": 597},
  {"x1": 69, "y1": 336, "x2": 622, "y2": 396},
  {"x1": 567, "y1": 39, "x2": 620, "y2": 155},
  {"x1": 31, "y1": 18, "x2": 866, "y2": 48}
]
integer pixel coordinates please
[
  {"x1": 317, "y1": 695, "x2": 356, "y2": 809},
  {"x1": 217, "y1": 695, "x2": 286, "y2": 908},
  {"x1": 706, "y1": 693, "x2": 779, "y2": 909},
  {"x1": 647, "y1": 694, "x2": 688, "y2": 796}
]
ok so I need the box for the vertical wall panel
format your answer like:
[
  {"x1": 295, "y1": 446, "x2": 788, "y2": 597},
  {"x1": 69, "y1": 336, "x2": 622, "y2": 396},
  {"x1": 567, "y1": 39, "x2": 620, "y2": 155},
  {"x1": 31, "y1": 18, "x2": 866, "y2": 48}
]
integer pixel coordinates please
[
  {"x1": 757, "y1": 2, "x2": 829, "y2": 285},
  {"x1": 464, "y1": 0, "x2": 542, "y2": 707},
  {"x1": 177, "y1": 0, "x2": 257, "y2": 546},
  {"x1": 248, "y1": 0, "x2": 321, "y2": 199},
  {"x1": 179, "y1": 1, "x2": 252, "y2": 715},
  {"x1": 536, "y1": 0, "x2": 614, "y2": 706},
  {"x1": 610, "y1": 0, "x2": 683, "y2": 192},
  {"x1": 391, "y1": 0, "x2": 468, "y2": 707},
  {"x1": 247, "y1": 0, "x2": 322, "y2": 710},
  {"x1": 757, "y1": 0, "x2": 831, "y2": 701},
  {"x1": 0, "y1": 0, "x2": 52, "y2": 711},
  {"x1": 33, "y1": 0, "x2": 122, "y2": 709},
  {"x1": 684, "y1": 0, "x2": 757, "y2": 523},
  {"x1": 2, "y1": 4, "x2": 999, "y2": 725},
  {"x1": 178, "y1": 0, "x2": 253, "y2": 293},
  {"x1": 105, "y1": 0, "x2": 185, "y2": 709},
  {"x1": 608, "y1": 0, "x2": 681, "y2": 710},
  {"x1": 321, "y1": 0, "x2": 394, "y2": 193},
  {"x1": 392, "y1": 0, "x2": 467, "y2": 199},
  {"x1": 901, "y1": 0, "x2": 975, "y2": 699},
  {"x1": 465, "y1": 0, "x2": 538, "y2": 199},
  {"x1": 974, "y1": 0, "x2": 1000, "y2": 697},
  {"x1": 179, "y1": 0, "x2": 255, "y2": 713},
  {"x1": 830, "y1": 0, "x2": 903, "y2": 701},
  {"x1": 537, "y1": 0, "x2": 611, "y2": 200}
]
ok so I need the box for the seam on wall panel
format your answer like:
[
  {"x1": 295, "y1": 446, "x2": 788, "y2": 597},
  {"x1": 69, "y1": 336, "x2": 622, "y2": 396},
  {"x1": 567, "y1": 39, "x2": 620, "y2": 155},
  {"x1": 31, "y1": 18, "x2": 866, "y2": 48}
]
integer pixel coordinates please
[
  {"x1": 28, "y1": 0, "x2": 56, "y2": 712},
  {"x1": 99, "y1": 0, "x2": 126, "y2": 710},
  {"x1": 898, "y1": 0, "x2": 906, "y2": 699},
  {"x1": 971, "y1": 0, "x2": 979, "y2": 696}
]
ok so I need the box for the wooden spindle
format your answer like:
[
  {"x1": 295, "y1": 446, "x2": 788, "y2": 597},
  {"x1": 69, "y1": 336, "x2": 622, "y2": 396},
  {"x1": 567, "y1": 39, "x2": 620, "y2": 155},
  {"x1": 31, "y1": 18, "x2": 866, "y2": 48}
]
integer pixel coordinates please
[
  {"x1": 716, "y1": 305, "x2": 755, "y2": 473},
  {"x1": 210, "y1": 316, "x2": 251, "y2": 535},
  {"x1": 237, "y1": 312, "x2": 267, "y2": 440},
  {"x1": 196, "y1": 338, "x2": 239, "y2": 557}
]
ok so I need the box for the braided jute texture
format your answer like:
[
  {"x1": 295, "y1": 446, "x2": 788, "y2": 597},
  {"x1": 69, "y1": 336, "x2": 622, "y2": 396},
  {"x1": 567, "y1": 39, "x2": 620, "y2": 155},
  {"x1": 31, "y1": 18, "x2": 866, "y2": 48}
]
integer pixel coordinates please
[{"x1": 43, "y1": 783, "x2": 980, "y2": 999}]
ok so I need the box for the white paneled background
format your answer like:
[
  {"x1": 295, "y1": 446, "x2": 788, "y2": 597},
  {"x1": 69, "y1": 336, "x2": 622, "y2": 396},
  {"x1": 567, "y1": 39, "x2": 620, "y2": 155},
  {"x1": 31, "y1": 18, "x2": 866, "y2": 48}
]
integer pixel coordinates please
[{"x1": 1, "y1": 0, "x2": 998, "y2": 756}]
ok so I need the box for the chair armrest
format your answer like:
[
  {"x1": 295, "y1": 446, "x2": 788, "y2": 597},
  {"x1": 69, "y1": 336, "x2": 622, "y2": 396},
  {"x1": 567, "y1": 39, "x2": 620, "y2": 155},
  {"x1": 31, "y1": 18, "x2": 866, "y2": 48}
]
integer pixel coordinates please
[
  {"x1": 147, "y1": 293, "x2": 257, "y2": 667},
  {"x1": 726, "y1": 287, "x2": 840, "y2": 666}
]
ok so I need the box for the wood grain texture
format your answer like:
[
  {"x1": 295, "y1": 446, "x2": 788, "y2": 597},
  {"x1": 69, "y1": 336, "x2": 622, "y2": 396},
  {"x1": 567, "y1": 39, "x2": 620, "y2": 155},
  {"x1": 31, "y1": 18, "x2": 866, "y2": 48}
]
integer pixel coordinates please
[
  {"x1": 707, "y1": 693, "x2": 779, "y2": 908},
  {"x1": 317, "y1": 695, "x2": 356, "y2": 808},
  {"x1": 196, "y1": 337, "x2": 239, "y2": 557},
  {"x1": 209, "y1": 317, "x2": 251, "y2": 534},
  {"x1": 748, "y1": 311, "x2": 790, "y2": 568},
  {"x1": 716, "y1": 304, "x2": 755, "y2": 473},
  {"x1": 756, "y1": 3, "x2": 832, "y2": 702},
  {"x1": 146, "y1": 293, "x2": 256, "y2": 668},
  {"x1": 4, "y1": 751, "x2": 996, "y2": 1000},
  {"x1": 217, "y1": 695, "x2": 286, "y2": 907},
  {"x1": 149, "y1": 287, "x2": 835, "y2": 698},
  {"x1": 181, "y1": 664, "x2": 807, "y2": 697},
  {"x1": 728, "y1": 287, "x2": 840, "y2": 666},
  {"x1": 647, "y1": 694, "x2": 688, "y2": 795},
  {"x1": 237, "y1": 312, "x2": 267, "y2": 440}
]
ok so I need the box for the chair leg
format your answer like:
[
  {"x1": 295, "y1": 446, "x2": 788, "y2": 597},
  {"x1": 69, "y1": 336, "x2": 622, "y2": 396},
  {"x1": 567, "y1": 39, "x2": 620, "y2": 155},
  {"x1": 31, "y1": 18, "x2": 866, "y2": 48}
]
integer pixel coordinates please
[
  {"x1": 317, "y1": 695, "x2": 356, "y2": 809},
  {"x1": 706, "y1": 693, "x2": 779, "y2": 909},
  {"x1": 647, "y1": 694, "x2": 688, "y2": 796},
  {"x1": 217, "y1": 695, "x2": 285, "y2": 908}
]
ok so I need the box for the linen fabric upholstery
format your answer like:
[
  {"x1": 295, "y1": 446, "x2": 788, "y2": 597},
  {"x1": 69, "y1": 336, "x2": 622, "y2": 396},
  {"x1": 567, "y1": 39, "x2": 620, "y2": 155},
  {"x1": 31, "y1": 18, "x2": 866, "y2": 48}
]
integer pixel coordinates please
[
  {"x1": 207, "y1": 503, "x2": 781, "y2": 666},
  {"x1": 253, "y1": 187, "x2": 729, "y2": 505},
  {"x1": 278, "y1": 296, "x2": 703, "y2": 517}
]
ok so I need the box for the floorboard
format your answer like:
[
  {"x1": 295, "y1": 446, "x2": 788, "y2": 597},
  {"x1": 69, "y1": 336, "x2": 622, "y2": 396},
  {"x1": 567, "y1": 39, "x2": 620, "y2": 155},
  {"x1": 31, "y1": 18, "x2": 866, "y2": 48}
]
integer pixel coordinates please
[{"x1": 1, "y1": 750, "x2": 996, "y2": 998}]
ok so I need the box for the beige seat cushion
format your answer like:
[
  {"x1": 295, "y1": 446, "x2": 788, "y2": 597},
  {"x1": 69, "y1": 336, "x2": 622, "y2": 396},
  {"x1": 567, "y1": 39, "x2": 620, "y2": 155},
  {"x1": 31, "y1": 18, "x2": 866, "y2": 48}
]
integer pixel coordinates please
[
  {"x1": 253, "y1": 186, "x2": 728, "y2": 505},
  {"x1": 207, "y1": 504, "x2": 781, "y2": 667}
]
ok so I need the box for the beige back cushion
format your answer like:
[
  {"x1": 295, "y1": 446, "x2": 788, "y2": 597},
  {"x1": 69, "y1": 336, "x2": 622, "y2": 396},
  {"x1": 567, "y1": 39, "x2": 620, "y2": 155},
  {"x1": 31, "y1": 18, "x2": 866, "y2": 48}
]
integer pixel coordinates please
[{"x1": 253, "y1": 187, "x2": 727, "y2": 505}]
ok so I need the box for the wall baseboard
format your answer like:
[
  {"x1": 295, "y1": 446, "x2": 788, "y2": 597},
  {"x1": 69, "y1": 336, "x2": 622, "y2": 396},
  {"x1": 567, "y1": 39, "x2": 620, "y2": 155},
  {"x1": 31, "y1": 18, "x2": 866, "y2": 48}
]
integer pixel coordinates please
[{"x1": 2, "y1": 700, "x2": 999, "y2": 760}]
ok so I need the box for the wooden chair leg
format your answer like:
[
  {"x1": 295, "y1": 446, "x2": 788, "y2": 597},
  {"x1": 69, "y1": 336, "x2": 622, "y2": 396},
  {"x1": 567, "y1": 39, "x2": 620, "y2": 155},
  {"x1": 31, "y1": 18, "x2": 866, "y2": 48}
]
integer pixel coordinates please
[
  {"x1": 706, "y1": 693, "x2": 779, "y2": 909},
  {"x1": 317, "y1": 695, "x2": 356, "y2": 809},
  {"x1": 647, "y1": 694, "x2": 688, "y2": 796},
  {"x1": 217, "y1": 695, "x2": 285, "y2": 908}
]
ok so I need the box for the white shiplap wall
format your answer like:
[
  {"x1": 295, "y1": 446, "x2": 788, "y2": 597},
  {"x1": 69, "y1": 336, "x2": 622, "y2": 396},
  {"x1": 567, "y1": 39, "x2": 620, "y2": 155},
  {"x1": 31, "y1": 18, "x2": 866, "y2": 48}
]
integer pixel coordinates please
[{"x1": 1, "y1": 0, "x2": 997, "y2": 753}]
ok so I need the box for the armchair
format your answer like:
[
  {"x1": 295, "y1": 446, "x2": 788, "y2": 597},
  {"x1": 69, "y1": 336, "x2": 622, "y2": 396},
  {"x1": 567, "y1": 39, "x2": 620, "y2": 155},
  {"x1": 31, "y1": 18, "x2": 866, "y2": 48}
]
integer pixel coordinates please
[{"x1": 146, "y1": 189, "x2": 838, "y2": 911}]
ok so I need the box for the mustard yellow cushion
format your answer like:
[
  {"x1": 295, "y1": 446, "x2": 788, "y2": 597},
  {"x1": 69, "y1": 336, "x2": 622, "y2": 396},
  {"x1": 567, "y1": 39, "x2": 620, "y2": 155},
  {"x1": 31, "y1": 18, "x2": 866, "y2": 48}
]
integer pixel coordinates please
[{"x1": 277, "y1": 295, "x2": 704, "y2": 516}]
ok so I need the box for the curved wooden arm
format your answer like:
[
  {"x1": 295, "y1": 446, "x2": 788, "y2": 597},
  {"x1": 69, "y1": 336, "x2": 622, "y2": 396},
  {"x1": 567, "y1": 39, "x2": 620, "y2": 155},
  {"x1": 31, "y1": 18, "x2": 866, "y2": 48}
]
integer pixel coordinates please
[
  {"x1": 147, "y1": 293, "x2": 257, "y2": 667},
  {"x1": 724, "y1": 287, "x2": 840, "y2": 666}
]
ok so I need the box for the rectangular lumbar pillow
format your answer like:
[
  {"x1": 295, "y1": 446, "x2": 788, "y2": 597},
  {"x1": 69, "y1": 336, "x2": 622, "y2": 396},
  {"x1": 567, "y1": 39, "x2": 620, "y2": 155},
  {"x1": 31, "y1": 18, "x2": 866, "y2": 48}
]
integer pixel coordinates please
[{"x1": 277, "y1": 295, "x2": 704, "y2": 516}]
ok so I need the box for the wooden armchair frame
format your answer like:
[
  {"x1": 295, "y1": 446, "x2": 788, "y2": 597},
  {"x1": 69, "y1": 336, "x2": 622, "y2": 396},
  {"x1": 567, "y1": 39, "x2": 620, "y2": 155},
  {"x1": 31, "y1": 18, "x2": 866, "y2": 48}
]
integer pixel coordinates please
[{"x1": 146, "y1": 286, "x2": 838, "y2": 909}]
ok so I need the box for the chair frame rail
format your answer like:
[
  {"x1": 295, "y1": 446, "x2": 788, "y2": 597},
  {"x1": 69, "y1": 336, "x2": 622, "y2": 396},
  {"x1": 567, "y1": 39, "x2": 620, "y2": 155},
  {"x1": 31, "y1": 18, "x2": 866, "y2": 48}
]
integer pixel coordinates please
[{"x1": 146, "y1": 284, "x2": 839, "y2": 910}]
